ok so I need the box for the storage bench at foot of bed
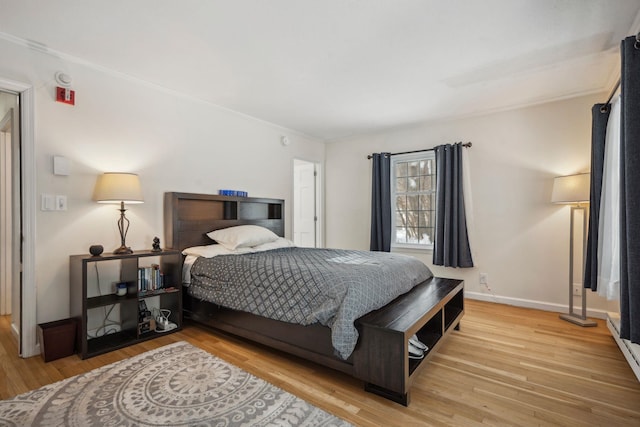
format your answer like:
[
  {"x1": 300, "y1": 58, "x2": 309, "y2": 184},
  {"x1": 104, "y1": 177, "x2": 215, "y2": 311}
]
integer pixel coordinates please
[{"x1": 353, "y1": 277, "x2": 464, "y2": 406}]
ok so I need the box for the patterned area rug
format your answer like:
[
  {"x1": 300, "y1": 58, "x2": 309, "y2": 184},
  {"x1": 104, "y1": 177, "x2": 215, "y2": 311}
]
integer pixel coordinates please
[{"x1": 0, "y1": 341, "x2": 352, "y2": 426}]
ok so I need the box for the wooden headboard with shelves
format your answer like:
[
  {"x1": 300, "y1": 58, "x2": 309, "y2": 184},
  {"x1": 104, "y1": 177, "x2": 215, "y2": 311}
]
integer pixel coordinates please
[{"x1": 163, "y1": 192, "x2": 285, "y2": 251}]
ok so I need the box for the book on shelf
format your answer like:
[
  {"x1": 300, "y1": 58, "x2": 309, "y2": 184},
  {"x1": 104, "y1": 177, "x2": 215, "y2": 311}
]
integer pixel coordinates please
[{"x1": 138, "y1": 264, "x2": 166, "y2": 293}]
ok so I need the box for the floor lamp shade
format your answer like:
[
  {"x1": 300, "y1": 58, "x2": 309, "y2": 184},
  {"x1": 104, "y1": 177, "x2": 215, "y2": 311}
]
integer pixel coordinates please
[
  {"x1": 551, "y1": 173, "x2": 590, "y2": 204},
  {"x1": 93, "y1": 173, "x2": 144, "y2": 254},
  {"x1": 551, "y1": 172, "x2": 596, "y2": 327}
]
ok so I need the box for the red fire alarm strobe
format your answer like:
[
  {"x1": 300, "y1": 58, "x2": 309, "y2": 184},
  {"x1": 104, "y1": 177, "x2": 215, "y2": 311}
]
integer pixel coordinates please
[{"x1": 56, "y1": 86, "x2": 75, "y2": 105}]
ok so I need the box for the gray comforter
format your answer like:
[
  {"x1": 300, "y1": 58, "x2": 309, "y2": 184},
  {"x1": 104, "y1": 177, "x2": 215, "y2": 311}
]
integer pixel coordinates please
[{"x1": 189, "y1": 247, "x2": 433, "y2": 359}]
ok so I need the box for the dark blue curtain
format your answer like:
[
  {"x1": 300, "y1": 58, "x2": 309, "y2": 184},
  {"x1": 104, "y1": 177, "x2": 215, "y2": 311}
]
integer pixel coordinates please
[
  {"x1": 433, "y1": 143, "x2": 473, "y2": 267},
  {"x1": 620, "y1": 35, "x2": 640, "y2": 343},
  {"x1": 370, "y1": 153, "x2": 391, "y2": 252},
  {"x1": 584, "y1": 104, "x2": 610, "y2": 291}
]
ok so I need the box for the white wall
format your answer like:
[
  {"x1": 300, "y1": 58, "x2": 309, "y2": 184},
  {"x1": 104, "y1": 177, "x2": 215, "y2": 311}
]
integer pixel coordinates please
[
  {"x1": 0, "y1": 38, "x2": 325, "y2": 324},
  {"x1": 325, "y1": 95, "x2": 619, "y2": 316},
  {"x1": 0, "y1": 33, "x2": 618, "y2": 328}
]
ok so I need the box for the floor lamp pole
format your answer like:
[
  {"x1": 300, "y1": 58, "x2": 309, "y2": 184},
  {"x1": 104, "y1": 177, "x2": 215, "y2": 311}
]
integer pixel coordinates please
[{"x1": 559, "y1": 205, "x2": 597, "y2": 327}]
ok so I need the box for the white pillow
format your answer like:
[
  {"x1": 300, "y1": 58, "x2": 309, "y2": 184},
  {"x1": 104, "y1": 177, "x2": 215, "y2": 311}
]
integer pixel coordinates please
[
  {"x1": 182, "y1": 244, "x2": 233, "y2": 258},
  {"x1": 250, "y1": 237, "x2": 295, "y2": 252},
  {"x1": 207, "y1": 225, "x2": 279, "y2": 250}
]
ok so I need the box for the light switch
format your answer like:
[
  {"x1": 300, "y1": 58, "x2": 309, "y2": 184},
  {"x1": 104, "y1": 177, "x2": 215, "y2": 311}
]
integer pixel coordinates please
[
  {"x1": 56, "y1": 195, "x2": 67, "y2": 211},
  {"x1": 41, "y1": 194, "x2": 54, "y2": 211}
]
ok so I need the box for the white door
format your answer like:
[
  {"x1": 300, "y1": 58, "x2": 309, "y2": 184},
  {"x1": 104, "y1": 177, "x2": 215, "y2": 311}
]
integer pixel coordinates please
[
  {"x1": 293, "y1": 160, "x2": 317, "y2": 247},
  {"x1": 0, "y1": 109, "x2": 12, "y2": 316},
  {"x1": 0, "y1": 78, "x2": 36, "y2": 358},
  {"x1": 0, "y1": 88, "x2": 23, "y2": 354}
]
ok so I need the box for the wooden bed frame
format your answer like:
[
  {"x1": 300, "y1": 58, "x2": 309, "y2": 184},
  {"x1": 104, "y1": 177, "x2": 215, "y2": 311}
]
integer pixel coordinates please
[{"x1": 164, "y1": 191, "x2": 464, "y2": 405}]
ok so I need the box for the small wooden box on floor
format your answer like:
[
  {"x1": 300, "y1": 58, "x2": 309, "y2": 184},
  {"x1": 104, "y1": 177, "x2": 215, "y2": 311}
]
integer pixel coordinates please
[{"x1": 37, "y1": 318, "x2": 77, "y2": 362}]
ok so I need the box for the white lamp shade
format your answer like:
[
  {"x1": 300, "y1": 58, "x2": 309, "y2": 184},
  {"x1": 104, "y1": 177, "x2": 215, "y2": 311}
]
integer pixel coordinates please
[
  {"x1": 93, "y1": 172, "x2": 144, "y2": 204},
  {"x1": 551, "y1": 173, "x2": 590, "y2": 204}
]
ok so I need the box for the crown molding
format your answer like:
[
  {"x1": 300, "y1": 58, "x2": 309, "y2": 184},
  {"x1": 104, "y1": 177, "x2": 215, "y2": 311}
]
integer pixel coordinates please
[{"x1": 0, "y1": 31, "x2": 318, "y2": 141}]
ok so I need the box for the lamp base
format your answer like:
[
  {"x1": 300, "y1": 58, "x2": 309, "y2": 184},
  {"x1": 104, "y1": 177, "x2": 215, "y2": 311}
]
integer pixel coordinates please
[
  {"x1": 559, "y1": 313, "x2": 597, "y2": 327},
  {"x1": 113, "y1": 245, "x2": 133, "y2": 255}
]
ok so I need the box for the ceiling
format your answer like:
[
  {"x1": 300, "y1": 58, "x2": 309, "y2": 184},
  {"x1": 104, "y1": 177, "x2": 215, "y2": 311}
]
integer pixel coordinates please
[{"x1": 1, "y1": 0, "x2": 639, "y2": 140}]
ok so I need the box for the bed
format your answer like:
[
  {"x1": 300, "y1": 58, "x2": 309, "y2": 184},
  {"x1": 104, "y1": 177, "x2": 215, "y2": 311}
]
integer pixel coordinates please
[{"x1": 164, "y1": 192, "x2": 464, "y2": 405}]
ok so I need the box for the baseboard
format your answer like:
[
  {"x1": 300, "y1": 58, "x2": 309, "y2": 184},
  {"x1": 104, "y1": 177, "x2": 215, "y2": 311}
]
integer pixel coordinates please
[
  {"x1": 10, "y1": 322, "x2": 40, "y2": 358},
  {"x1": 10, "y1": 322, "x2": 19, "y2": 341},
  {"x1": 465, "y1": 291, "x2": 609, "y2": 320}
]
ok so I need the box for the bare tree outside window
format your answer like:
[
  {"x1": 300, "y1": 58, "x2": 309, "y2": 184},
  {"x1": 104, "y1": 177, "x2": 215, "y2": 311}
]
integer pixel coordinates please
[{"x1": 392, "y1": 153, "x2": 436, "y2": 248}]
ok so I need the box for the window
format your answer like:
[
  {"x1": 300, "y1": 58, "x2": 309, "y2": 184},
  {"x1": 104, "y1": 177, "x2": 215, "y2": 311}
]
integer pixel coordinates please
[{"x1": 391, "y1": 152, "x2": 436, "y2": 249}]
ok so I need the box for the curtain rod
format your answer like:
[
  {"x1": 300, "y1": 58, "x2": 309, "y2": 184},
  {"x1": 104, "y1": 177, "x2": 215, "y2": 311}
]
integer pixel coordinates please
[
  {"x1": 366, "y1": 142, "x2": 472, "y2": 159},
  {"x1": 599, "y1": 31, "x2": 640, "y2": 112},
  {"x1": 600, "y1": 78, "x2": 621, "y2": 113},
  {"x1": 599, "y1": 30, "x2": 640, "y2": 113}
]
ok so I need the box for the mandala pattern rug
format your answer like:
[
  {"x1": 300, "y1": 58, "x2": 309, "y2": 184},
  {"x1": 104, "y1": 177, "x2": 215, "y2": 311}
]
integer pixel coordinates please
[{"x1": 0, "y1": 341, "x2": 352, "y2": 426}]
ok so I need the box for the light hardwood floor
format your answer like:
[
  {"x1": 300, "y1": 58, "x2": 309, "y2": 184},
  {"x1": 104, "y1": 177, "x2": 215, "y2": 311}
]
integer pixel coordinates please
[{"x1": 2, "y1": 300, "x2": 639, "y2": 426}]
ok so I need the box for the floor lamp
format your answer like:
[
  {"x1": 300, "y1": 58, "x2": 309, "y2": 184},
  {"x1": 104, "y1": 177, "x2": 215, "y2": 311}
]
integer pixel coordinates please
[{"x1": 551, "y1": 173, "x2": 597, "y2": 327}]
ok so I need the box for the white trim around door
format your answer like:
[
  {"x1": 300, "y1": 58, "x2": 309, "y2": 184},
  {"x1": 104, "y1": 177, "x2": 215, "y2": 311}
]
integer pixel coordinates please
[{"x1": 0, "y1": 77, "x2": 37, "y2": 357}]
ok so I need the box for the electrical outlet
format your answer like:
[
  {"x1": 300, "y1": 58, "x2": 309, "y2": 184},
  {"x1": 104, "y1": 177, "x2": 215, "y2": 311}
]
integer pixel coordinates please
[
  {"x1": 479, "y1": 273, "x2": 488, "y2": 285},
  {"x1": 573, "y1": 284, "x2": 582, "y2": 296}
]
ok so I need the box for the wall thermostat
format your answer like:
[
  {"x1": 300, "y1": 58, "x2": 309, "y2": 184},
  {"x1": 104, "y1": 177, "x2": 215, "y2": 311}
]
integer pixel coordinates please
[{"x1": 53, "y1": 155, "x2": 70, "y2": 176}]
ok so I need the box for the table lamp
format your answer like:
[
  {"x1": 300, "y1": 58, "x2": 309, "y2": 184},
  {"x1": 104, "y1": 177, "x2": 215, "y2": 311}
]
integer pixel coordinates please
[{"x1": 93, "y1": 172, "x2": 144, "y2": 254}]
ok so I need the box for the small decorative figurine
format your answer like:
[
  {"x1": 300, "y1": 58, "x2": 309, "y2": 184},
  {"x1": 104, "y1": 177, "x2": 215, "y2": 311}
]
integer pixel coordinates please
[
  {"x1": 89, "y1": 245, "x2": 104, "y2": 256},
  {"x1": 151, "y1": 236, "x2": 162, "y2": 252}
]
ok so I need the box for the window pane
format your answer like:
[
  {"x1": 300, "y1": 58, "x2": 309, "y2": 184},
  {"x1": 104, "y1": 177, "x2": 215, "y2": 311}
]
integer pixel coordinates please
[
  {"x1": 407, "y1": 195, "x2": 419, "y2": 211},
  {"x1": 396, "y1": 162, "x2": 408, "y2": 177},
  {"x1": 406, "y1": 211, "x2": 419, "y2": 227},
  {"x1": 419, "y1": 195, "x2": 432, "y2": 210},
  {"x1": 408, "y1": 161, "x2": 419, "y2": 177},
  {"x1": 418, "y1": 212, "x2": 432, "y2": 227},
  {"x1": 395, "y1": 227, "x2": 406, "y2": 243},
  {"x1": 419, "y1": 160, "x2": 426, "y2": 175},
  {"x1": 396, "y1": 177, "x2": 407, "y2": 192},
  {"x1": 419, "y1": 228, "x2": 433, "y2": 245},
  {"x1": 420, "y1": 176, "x2": 434, "y2": 191},
  {"x1": 406, "y1": 227, "x2": 419, "y2": 243},
  {"x1": 395, "y1": 195, "x2": 406, "y2": 211},
  {"x1": 421, "y1": 159, "x2": 434, "y2": 175},
  {"x1": 407, "y1": 177, "x2": 418, "y2": 190}
]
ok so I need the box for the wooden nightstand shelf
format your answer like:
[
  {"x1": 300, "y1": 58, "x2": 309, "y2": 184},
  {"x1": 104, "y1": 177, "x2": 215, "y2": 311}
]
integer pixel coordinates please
[{"x1": 70, "y1": 249, "x2": 182, "y2": 359}]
